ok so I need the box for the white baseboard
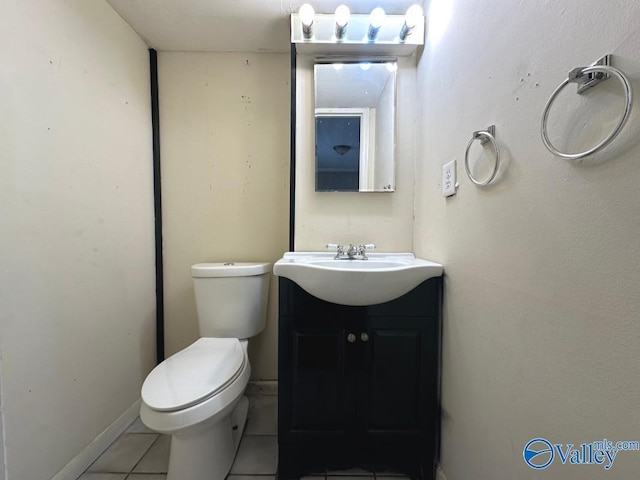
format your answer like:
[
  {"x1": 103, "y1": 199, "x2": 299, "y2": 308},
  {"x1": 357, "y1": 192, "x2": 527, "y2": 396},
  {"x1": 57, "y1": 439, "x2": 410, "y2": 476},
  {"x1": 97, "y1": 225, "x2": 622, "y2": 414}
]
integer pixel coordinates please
[{"x1": 52, "y1": 399, "x2": 141, "y2": 480}]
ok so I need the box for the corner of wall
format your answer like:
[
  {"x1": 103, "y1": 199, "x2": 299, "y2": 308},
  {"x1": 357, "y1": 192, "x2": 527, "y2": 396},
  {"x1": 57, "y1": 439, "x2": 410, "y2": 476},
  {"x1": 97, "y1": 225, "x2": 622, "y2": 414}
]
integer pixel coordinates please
[{"x1": 435, "y1": 465, "x2": 448, "y2": 480}]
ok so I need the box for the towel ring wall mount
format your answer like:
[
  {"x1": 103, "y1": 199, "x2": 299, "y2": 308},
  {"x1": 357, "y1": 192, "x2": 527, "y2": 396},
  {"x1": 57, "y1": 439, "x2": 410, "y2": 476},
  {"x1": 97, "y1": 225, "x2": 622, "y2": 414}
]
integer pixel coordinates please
[
  {"x1": 464, "y1": 125, "x2": 500, "y2": 186},
  {"x1": 541, "y1": 55, "x2": 633, "y2": 160}
]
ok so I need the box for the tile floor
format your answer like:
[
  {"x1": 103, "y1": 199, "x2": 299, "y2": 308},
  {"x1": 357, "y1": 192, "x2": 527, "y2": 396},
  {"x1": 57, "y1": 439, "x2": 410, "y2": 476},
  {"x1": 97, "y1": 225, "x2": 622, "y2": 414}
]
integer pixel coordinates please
[
  {"x1": 77, "y1": 395, "x2": 278, "y2": 480},
  {"x1": 77, "y1": 395, "x2": 409, "y2": 480}
]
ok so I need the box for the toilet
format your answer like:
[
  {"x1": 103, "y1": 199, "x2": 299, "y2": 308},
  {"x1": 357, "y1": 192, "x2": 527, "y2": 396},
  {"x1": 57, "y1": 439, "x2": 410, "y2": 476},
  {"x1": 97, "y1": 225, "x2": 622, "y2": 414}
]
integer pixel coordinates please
[{"x1": 140, "y1": 262, "x2": 271, "y2": 480}]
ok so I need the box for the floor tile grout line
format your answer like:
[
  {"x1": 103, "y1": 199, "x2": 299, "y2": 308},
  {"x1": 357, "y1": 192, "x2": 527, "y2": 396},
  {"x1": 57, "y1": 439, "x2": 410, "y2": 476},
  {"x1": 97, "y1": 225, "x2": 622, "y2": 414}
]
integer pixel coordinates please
[
  {"x1": 128, "y1": 433, "x2": 164, "y2": 475},
  {"x1": 84, "y1": 398, "x2": 278, "y2": 479}
]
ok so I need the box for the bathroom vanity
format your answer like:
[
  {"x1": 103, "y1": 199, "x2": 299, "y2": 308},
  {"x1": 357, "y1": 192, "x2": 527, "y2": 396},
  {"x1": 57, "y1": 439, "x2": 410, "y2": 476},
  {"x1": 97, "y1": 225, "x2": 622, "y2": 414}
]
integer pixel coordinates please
[
  {"x1": 283, "y1": 8, "x2": 433, "y2": 477},
  {"x1": 277, "y1": 277, "x2": 442, "y2": 480}
]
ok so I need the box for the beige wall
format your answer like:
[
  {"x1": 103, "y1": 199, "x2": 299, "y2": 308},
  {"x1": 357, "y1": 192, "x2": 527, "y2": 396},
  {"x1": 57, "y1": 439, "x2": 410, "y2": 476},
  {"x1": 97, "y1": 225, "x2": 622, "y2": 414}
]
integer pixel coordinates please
[
  {"x1": 158, "y1": 52, "x2": 290, "y2": 380},
  {"x1": 0, "y1": 1, "x2": 156, "y2": 478},
  {"x1": 414, "y1": 1, "x2": 640, "y2": 478},
  {"x1": 294, "y1": 55, "x2": 416, "y2": 251}
]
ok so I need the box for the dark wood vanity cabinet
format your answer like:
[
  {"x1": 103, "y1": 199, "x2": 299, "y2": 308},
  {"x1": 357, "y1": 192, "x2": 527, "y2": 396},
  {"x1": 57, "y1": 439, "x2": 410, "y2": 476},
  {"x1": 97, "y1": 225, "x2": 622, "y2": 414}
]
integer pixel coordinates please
[{"x1": 277, "y1": 277, "x2": 442, "y2": 480}]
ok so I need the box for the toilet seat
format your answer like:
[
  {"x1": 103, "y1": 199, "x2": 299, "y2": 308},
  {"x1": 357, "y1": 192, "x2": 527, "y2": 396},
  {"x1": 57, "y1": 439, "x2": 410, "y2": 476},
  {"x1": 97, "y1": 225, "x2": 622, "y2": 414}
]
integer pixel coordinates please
[{"x1": 142, "y1": 338, "x2": 245, "y2": 412}]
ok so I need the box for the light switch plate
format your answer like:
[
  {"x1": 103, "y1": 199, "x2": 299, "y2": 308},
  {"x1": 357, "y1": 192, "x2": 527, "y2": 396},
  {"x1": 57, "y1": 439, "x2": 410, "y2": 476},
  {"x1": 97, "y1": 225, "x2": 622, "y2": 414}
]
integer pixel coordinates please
[{"x1": 442, "y1": 159, "x2": 457, "y2": 197}]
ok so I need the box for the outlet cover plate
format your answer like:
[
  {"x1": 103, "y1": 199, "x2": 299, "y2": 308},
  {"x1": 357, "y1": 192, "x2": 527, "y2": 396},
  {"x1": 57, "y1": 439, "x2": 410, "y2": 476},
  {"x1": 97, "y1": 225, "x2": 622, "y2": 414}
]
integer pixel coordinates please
[{"x1": 443, "y1": 159, "x2": 457, "y2": 197}]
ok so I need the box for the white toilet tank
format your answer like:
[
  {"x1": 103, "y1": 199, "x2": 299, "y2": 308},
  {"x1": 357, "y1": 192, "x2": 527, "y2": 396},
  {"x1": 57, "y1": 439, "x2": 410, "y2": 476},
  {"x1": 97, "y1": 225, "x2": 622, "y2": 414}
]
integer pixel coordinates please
[{"x1": 191, "y1": 262, "x2": 271, "y2": 338}]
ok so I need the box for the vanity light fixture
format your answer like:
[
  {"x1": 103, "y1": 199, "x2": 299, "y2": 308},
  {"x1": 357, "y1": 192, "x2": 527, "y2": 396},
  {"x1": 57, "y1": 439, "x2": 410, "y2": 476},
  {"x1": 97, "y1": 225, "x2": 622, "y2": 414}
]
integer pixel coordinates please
[
  {"x1": 367, "y1": 7, "x2": 385, "y2": 41},
  {"x1": 399, "y1": 4, "x2": 423, "y2": 41},
  {"x1": 291, "y1": 6, "x2": 424, "y2": 54},
  {"x1": 334, "y1": 5, "x2": 350, "y2": 40},
  {"x1": 299, "y1": 3, "x2": 315, "y2": 39}
]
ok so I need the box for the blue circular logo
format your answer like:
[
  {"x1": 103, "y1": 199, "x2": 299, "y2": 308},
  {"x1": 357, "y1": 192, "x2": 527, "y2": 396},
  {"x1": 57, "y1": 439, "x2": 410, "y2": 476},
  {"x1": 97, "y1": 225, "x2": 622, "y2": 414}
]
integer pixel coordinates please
[{"x1": 523, "y1": 438, "x2": 554, "y2": 469}]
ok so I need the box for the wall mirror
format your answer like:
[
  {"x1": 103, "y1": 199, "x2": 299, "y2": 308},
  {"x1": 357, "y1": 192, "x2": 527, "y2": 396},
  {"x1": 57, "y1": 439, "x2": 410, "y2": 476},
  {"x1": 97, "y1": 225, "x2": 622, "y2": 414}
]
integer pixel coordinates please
[{"x1": 314, "y1": 59, "x2": 397, "y2": 192}]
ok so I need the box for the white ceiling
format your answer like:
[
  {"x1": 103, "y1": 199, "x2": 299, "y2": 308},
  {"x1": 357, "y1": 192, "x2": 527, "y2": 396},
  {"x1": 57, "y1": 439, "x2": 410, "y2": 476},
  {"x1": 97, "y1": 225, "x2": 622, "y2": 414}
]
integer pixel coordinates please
[{"x1": 104, "y1": 0, "x2": 423, "y2": 52}]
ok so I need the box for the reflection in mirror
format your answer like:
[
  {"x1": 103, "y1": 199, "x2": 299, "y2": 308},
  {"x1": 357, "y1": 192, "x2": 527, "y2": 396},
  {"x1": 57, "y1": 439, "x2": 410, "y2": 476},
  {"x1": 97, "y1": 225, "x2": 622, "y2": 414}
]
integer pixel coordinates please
[{"x1": 314, "y1": 60, "x2": 396, "y2": 192}]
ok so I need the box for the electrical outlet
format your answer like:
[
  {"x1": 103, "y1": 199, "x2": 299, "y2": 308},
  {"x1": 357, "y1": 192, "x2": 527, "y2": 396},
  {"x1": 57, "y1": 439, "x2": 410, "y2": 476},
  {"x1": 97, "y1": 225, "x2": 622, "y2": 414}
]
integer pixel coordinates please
[{"x1": 442, "y1": 159, "x2": 457, "y2": 197}]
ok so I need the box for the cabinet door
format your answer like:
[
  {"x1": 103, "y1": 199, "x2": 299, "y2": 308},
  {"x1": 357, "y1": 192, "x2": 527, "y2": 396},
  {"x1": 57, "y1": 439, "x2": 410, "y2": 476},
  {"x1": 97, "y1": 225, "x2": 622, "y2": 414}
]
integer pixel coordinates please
[
  {"x1": 288, "y1": 324, "x2": 359, "y2": 434},
  {"x1": 362, "y1": 327, "x2": 421, "y2": 433},
  {"x1": 360, "y1": 317, "x2": 438, "y2": 435}
]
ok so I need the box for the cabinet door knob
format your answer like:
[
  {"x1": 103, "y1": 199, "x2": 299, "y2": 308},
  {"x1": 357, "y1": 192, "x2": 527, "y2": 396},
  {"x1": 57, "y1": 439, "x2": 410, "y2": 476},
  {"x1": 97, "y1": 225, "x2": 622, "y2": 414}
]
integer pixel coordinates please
[
  {"x1": 360, "y1": 332, "x2": 369, "y2": 342},
  {"x1": 347, "y1": 333, "x2": 357, "y2": 343}
]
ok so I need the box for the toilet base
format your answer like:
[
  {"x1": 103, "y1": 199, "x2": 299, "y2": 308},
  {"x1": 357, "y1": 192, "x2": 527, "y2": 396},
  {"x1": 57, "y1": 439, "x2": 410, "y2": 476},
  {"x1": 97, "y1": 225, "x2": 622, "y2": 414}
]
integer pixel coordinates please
[{"x1": 167, "y1": 395, "x2": 249, "y2": 480}]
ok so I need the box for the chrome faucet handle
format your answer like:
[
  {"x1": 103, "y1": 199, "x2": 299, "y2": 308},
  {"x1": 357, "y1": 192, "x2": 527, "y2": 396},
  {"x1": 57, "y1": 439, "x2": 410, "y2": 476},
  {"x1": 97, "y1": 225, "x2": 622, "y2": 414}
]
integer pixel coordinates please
[
  {"x1": 358, "y1": 244, "x2": 375, "y2": 259},
  {"x1": 327, "y1": 243, "x2": 345, "y2": 259}
]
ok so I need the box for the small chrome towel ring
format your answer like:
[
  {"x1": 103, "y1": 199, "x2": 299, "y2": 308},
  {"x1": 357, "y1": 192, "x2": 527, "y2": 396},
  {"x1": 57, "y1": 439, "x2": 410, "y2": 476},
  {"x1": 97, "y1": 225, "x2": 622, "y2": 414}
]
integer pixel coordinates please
[
  {"x1": 541, "y1": 65, "x2": 633, "y2": 159},
  {"x1": 464, "y1": 127, "x2": 500, "y2": 186}
]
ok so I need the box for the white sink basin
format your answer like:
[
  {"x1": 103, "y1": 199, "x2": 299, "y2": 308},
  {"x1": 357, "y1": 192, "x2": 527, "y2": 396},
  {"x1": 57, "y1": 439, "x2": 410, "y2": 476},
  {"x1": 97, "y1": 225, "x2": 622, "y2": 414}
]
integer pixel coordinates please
[{"x1": 273, "y1": 252, "x2": 443, "y2": 306}]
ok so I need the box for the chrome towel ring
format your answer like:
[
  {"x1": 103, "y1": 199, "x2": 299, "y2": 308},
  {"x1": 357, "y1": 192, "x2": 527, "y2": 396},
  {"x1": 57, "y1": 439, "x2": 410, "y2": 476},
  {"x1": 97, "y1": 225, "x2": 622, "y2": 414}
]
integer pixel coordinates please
[
  {"x1": 464, "y1": 125, "x2": 500, "y2": 186},
  {"x1": 541, "y1": 62, "x2": 633, "y2": 160}
]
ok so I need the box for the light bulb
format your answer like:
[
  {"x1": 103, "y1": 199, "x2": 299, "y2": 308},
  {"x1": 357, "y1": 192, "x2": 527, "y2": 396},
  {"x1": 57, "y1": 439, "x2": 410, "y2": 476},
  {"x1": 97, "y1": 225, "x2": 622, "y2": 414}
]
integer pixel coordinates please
[
  {"x1": 405, "y1": 4, "x2": 423, "y2": 28},
  {"x1": 299, "y1": 4, "x2": 315, "y2": 27},
  {"x1": 399, "y1": 4, "x2": 423, "y2": 40},
  {"x1": 334, "y1": 5, "x2": 350, "y2": 40},
  {"x1": 360, "y1": 62, "x2": 372, "y2": 71},
  {"x1": 335, "y1": 5, "x2": 350, "y2": 27},
  {"x1": 299, "y1": 3, "x2": 314, "y2": 38},
  {"x1": 369, "y1": 7, "x2": 385, "y2": 28},
  {"x1": 367, "y1": 7, "x2": 385, "y2": 40}
]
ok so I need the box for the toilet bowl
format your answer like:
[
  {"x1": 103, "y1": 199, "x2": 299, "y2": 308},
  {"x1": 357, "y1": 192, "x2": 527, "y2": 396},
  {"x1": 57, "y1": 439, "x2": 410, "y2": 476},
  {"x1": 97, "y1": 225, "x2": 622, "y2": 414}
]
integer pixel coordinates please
[
  {"x1": 140, "y1": 261, "x2": 271, "y2": 480},
  {"x1": 141, "y1": 338, "x2": 251, "y2": 480}
]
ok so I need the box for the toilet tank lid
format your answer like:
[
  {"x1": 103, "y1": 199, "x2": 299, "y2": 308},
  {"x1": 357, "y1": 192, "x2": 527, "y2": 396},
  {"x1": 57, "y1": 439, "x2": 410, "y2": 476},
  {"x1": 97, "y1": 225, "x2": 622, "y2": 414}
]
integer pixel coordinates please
[{"x1": 191, "y1": 262, "x2": 271, "y2": 278}]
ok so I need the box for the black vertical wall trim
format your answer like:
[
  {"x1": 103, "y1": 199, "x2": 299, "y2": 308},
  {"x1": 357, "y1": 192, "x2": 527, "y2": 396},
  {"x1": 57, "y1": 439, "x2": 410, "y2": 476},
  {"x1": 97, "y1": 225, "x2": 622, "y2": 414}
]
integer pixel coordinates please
[
  {"x1": 289, "y1": 44, "x2": 297, "y2": 251},
  {"x1": 149, "y1": 49, "x2": 164, "y2": 364}
]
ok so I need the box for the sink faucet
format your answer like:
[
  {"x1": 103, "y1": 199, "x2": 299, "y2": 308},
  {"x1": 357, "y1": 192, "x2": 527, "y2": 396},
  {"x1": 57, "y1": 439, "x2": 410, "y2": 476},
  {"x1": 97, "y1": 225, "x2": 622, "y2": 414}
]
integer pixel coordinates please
[{"x1": 327, "y1": 243, "x2": 376, "y2": 260}]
